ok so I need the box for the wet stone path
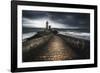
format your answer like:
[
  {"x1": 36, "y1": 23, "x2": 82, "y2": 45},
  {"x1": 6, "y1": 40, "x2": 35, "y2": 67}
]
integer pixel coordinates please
[{"x1": 34, "y1": 35, "x2": 77, "y2": 61}]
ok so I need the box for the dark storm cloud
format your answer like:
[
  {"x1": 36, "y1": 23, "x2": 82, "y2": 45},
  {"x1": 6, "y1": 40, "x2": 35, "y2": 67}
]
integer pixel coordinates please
[
  {"x1": 48, "y1": 12, "x2": 90, "y2": 28},
  {"x1": 22, "y1": 10, "x2": 49, "y2": 19},
  {"x1": 22, "y1": 10, "x2": 90, "y2": 29}
]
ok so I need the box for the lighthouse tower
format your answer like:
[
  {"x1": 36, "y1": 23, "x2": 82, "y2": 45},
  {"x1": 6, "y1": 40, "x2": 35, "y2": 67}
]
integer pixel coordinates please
[{"x1": 46, "y1": 21, "x2": 49, "y2": 29}]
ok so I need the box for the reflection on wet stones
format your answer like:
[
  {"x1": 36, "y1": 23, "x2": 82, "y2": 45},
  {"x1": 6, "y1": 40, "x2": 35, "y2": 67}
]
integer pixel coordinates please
[{"x1": 36, "y1": 35, "x2": 77, "y2": 61}]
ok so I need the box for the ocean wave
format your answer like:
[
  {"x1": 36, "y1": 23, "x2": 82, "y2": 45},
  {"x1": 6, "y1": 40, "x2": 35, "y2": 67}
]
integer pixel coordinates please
[
  {"x1": 22, "y1": 32, "x2": 37, "y2": 40},
  {"x1": 59, "y1": 31, "x2": 90, "y2": 40}
]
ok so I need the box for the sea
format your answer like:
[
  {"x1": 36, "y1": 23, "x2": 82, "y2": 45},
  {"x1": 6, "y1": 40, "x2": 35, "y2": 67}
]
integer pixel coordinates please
[{"x1": 22, "y1": 28, "x2": 90, "y2": 41}]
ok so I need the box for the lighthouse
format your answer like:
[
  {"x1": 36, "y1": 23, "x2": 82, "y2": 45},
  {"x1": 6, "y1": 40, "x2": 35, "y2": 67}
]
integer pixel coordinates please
[{"x1": 46, "y1": 21, "x2": 49, "y2": 29}]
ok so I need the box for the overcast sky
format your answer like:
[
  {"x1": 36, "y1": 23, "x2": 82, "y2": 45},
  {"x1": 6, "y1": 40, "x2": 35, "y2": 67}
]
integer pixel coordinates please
[{"x1": 22, "y1": 10, "x2": 90, "y2": 29}]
